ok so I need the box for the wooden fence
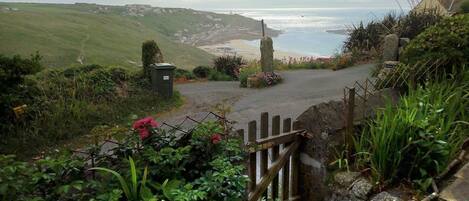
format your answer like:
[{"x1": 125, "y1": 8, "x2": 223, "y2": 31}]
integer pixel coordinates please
[{"x1": 239, "y1": 112, "x2": 306, "y2": 201}]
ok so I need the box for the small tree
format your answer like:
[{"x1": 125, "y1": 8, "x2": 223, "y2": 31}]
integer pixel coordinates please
[
  {"x1": 213, "y1": 56, "x2": 245, "y2": 79},
  {"x1": 141, "y1": 40, "x2": 164, "y2": 79}
]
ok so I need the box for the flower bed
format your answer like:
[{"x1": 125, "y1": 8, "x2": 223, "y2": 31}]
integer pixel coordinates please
[
  {"x1": 0, "y1": 117, "x2": 247, "y2": 201},
  {"x1": 245, "y1": 72, "x2": 283, "y2": 88}
]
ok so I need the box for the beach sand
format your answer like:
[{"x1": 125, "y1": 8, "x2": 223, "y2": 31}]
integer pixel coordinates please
[{"x1": 198, "y1": 39, "x2": 308, "y2": 61}]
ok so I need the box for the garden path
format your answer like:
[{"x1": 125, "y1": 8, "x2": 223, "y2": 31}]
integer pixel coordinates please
[
  {"x1": 158, "y1": 64, "x2": 374, "y2": 132},
  {"x1": 440, "y1": 162, "x2": 469, "y2": 201}
]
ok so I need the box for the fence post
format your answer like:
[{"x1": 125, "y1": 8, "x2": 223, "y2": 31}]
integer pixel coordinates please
[
  {"x1": 346, "y1": 88, "x2": 355, "y2": 160},
  {"x1": 271, "y1": 115, "x2": 281, "y2": 200},
  {"x1": 260, "y1": 112, "x2": 269, "y2": 200},
  {"x1": 248, "y1": 121, "x2": 257, "y2": 192},
  {"x1": 282, "y1": 118, "x2": 292, "y2": 201}
]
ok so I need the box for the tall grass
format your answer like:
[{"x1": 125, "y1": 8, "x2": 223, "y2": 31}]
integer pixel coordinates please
[
  {"x1": 1, "y1": 65, "x2": 182, "y2": 158},
  {"x1": 355, "y1": 79, "x2": 469, "y2": 189}
]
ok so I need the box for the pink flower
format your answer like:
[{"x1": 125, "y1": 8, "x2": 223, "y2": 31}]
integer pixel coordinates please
[
  {"x1": 132, "y1": 117, "x2": 159, "y2": 140},
  {"x1": 211, "y1": 134, "x2": 222, "y2": 144}
]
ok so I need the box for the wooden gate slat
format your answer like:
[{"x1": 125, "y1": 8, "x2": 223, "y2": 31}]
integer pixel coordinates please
[
  {"x1": 248, "y1": 121, "x2": 257, "y2": 192},
  {"x1": 260, "y1": 112, "x2": 269, "y2": 200},
  {"x1": 291, "y1": 121, "x2": 302, "y2": 198},
  {"x1": 282, "y1": 118, "x2": 292, "y2": 201},
  {"x1": 271, "y1": 115, "x2": 281, "y2": 200},
  {"x1": 249, "y1": 140, "x2": 300, "y2": 201}
]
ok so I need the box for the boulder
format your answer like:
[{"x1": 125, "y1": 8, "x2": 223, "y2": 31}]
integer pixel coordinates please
[
  {"x1": 247, "y1": 76, "x2": 261, "y2": 88},
  {"x1": 382, "y1": 34, "x2": 399, "y2": 61},
  {"x1": 383, "y1": 61, "x2": 399, "y2": 69},
  {"x1": 399, "y1": 38, "x2": 410, "y2": 48},
  {"x1": 370, "y1": 192, "x2": 403, "y2": 201},
  {"x1": 350, "y1": 178, "x2": 373, "y2": 199},
  {"x1": 334, "y1": 171, "x2": 361, "y2": 187}
]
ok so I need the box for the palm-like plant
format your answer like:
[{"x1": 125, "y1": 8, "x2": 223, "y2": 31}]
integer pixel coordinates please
[{"x1": 90, "y1": 157, "x2": 155, "y2": 201}]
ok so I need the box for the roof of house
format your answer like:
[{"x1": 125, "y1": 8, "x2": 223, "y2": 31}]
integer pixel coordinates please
[
  {"x1": 414, "y1": 0, "x2": 464, "y2": 15},
  {"x1": 439, "y1": 0, "x2": 464, "y2": 12},
  {"x1": 414, "y1": 0, "x2": 450, "y2": 15}
]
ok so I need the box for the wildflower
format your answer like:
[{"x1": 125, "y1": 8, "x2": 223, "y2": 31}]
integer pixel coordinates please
[
  {"x1": 132, "y1": 117, "x2": 159, "y2": 140},
  {"x1": 211, "y1": 134, "x2": 222, "y2": 144}
]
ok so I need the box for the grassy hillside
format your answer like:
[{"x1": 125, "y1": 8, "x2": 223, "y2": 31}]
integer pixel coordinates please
[{"x1": 0, "y1": 3, "x2": 276, "y2": 69}]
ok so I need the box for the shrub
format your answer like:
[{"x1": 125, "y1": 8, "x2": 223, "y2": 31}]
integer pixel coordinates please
[
  {"x1": 0, "y1": 62, "x2": 182, "y2": 158},
  {"x1": 239, "y1": 65, "x2": 260, "y2": 87},
  {"x1": 275, "y1": 57, "x2": 333, "y2": 70},
  {"x1": 355, "y1": 81, "x2": 469, "y2": 190},
  {"x1": 0, "y1": 152, "x2": 99, "y2": 200},
  {"x1": 461, "y1": 0, "x2": 469, "y2": 13},
  {"x1": 0, "y1": 53, "x2": 42, "y2": 133},
  {"x1": 394, "y1": 10, "x2": 442, "y2": 39},
  {"x1": 331, "y1": 53, "x2": 354, "y2": 70},
  {"x1": 174, "y1": 68, "x2": 196, "y2": 80},
  {"x1": 213, "y1": 56, "x2": 245, "y2": 80},
  {"x1": 0, "y1": 119, "x2": 247, "y2": 200},
  {"x1": 401, "y1": 15, "x2": 469, "y2": 72},
  {"x1": 208, "y1": 70, "x2": 233, "y2": 81},
  {"x1": 141, "y1": 40, "x2": 164, "y2": 79},
  {"x1": 343, "y1": 11, "x2": 441, "y2": 58},
  {"x1": 344, "y1": 21, "x2": 388, "y2": 53},
  {"x1": 192, "y1": 66, "x2": 211, "y2": 78}
]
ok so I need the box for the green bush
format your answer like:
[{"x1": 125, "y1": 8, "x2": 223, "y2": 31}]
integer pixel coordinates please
[
  {"x1": 213, "y1": 56, "x2": 245, "y2": 80},
  {"x1": 141, "y1": 40, "x2": 164, "y2": 79},
  {"x1": 239, "y1": 65, "x2": 260, "y2": 87},
  {"x1": 174, "y1": 68, "x2": 196, "y2": 80},
  {"x1": 461, "y1": 0, "x2": 469, "y2": 13},
  {"x1": 0, "y1": 62, "x2": 182, "y2": 158},
  {"x1": 395, "y1": 10, "x2": 442, "y2": 39},
  {"x1": 402, "y1": 15, "x2": 469, "y2": 72},
  {"x1": 343, "y1": 11, "x2": 441, "y2": 57},
  {"x1": 355, "y1": 80, "x2": 469, "y2": 190},
  {"x1": 192, "y1": 66, "x2": 211, "y2": 78},
  {"x1": 0, "y1": 53, "x2": 42, "y2": 126},
  {"x1": 0, "y1": 121, "x2": 248, "y2": 201},
  {"x1": 344, "y1": 21, "x2": 387, "y2": 53},
  {"x1": 208, "y1": 70, "x2": 233, "y2": 81},
  {"x1": 275, "y1": 57, "x2": 333, "y2": 70}
]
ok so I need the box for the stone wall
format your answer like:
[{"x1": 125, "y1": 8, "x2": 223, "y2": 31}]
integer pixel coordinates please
[{"x1": 295, "y1": 88, "x2": 401, "y2": 201}]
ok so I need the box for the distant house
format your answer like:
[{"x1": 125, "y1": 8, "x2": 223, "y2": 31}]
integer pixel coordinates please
[{"x1": 414, "y1": 0, "x2": 464, "y2": 15}]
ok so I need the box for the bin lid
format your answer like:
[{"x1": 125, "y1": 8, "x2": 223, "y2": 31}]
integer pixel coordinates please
[{"x1": 150, "y1": 63, "x2": 176, "y2": 70}]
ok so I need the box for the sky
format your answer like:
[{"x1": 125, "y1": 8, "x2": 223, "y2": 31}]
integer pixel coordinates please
[{"x1": 1, "y1": 0, "x2": 414, "y2": 9}]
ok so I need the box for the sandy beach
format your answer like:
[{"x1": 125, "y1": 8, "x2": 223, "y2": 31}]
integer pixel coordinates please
[{"x1": 198, "y1": 39, "x2": 309, "y2": 61}]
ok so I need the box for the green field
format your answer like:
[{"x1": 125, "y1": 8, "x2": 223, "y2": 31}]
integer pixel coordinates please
[{"x1": 0, "y1": 3, "x2": 269, "y2": 69}]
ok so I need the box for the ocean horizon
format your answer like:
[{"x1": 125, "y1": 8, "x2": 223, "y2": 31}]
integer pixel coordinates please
[{"x1": 211, "y1": 7, "x2": 409, "y2": 57}]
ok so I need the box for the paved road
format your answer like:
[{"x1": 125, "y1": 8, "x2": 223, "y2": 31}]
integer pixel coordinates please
[{"x1": 158, "y1": 64, "x2": 373, "y2": 131}]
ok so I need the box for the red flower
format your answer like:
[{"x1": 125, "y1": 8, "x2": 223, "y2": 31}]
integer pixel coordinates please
[
  {"x1": 211, "y1": 134, "x2": 222, "y2": 144},
  {"x1": 132, "y1": 117, "x2": 159, "y2": 140}
]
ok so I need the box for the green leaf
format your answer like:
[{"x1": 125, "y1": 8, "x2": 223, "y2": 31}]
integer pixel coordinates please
[{"x1": 89, "y1": 167, "x2": 131, "y2": 199}]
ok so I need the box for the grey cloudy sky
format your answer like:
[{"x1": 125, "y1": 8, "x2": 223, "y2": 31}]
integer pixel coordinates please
[{"x1": 1, "y1": 0, "x2": 413, "y2": 9}]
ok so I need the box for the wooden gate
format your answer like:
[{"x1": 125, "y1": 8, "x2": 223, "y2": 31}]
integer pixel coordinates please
[{"x1": 239, "y1": 112, "x2": 306, "y2": 201}]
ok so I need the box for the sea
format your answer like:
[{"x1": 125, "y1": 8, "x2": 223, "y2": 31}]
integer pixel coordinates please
[{"x1": 212, "y1": 8, "x2": 408, "y2": 57}]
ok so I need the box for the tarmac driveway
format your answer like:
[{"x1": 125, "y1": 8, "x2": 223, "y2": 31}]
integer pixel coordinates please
[{"x1": 158, "y1": 64, "x2": 374, "y2": 131}]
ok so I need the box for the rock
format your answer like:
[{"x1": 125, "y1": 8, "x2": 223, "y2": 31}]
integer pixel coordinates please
[
  {"x1": 383, "y1": 61, "x2": 399, "y2": 69},
  {"x1": 350, "y1": 178, "x2": 373, "y2": 199},
  {"x1": 382, "y1": 34, "x2": 399, "y2": 61},
  {"x1": 370, "y1": 192, "x2": 403, "y2": 201},
  {"x1": 260, "y1": 37, "x2": 274, "y2": 73},
  {"x1": 334, "y1": 171, "x2": 361, "y2": 187},
  {"x1": 247, "y1": 76, "x2": 261, "y2": 88},
  {"x1": 377, "y1": 68, "x2": 392, "y2": 81},
  {"x1": 399, "y1": 38, "x2": 410, "y2": 48}
]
